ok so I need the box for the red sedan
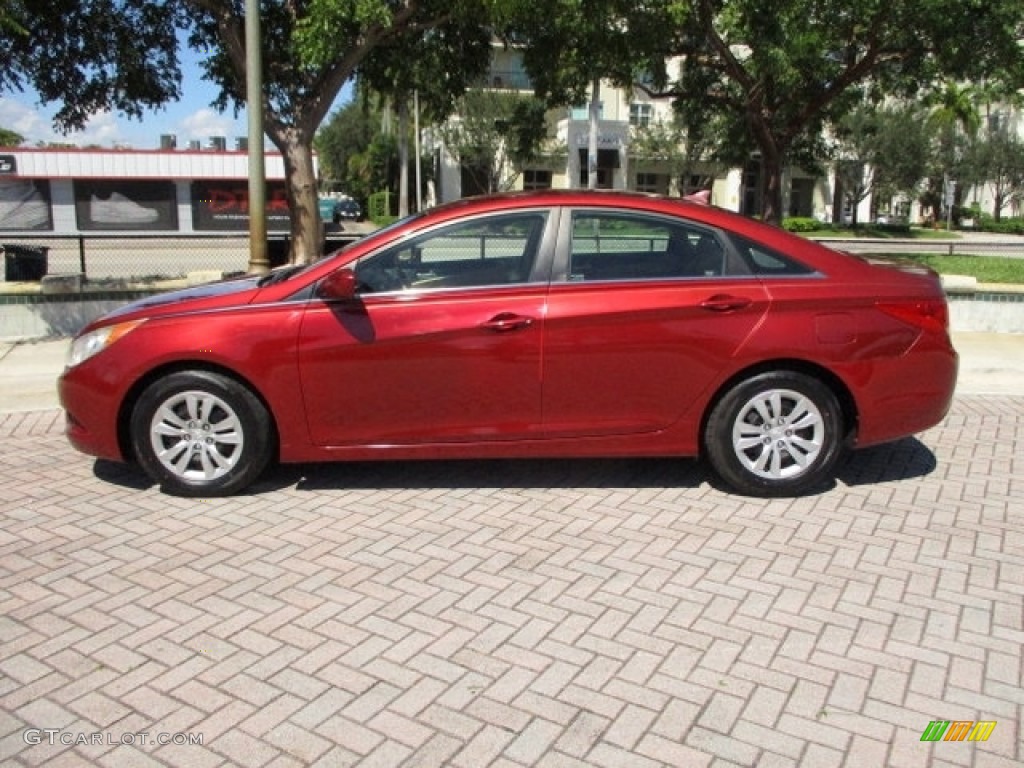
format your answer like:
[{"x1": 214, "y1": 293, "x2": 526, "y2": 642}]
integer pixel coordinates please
[{"x1": 58, "y1": 190, "x2": 957, "y2": 497}]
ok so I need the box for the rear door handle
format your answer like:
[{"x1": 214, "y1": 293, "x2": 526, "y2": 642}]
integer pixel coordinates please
[
  {"x1": 481, "y1": 313, "x2": 534, "y2": 332},
  {"x1": 700, "y1": 294, "x2": 752, "y2": 312}
]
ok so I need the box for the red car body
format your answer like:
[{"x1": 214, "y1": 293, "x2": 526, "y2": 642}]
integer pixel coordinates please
[{"x1": 59, "y1": 190, "x2": 957, "y2": 496}]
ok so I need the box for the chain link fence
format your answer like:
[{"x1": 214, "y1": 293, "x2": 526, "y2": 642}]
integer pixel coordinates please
[
  {"x1": 1, "y1": 233, "x2": 362, "y2": 284},
  {"x1": 2, "y1": 232, "x2": 1022, "y2": 286}
]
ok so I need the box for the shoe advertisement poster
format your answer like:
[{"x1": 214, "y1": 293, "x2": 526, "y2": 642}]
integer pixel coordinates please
[
  {"x1": 0, "y1": 177, "x2": 54, "y2": 231},
  {"x1": 74, "y1": 180, "x2": 177, "y2": 231},
  {"x1": 190, "y1": 181, "x2": 292, "y2": 231}
]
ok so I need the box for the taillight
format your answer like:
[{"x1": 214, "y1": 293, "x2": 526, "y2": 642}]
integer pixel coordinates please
[{"x1": 876, "y1": 299, "x2": 949, "y2": 334}]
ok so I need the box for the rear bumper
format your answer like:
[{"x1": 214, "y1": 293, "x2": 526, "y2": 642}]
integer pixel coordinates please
[{"x1": 852, "y1": 335, "x2": 959, "y2": 448}]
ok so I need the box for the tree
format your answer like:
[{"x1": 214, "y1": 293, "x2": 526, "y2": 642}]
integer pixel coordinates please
[
  {"x1": 628, "y1": 113, "x2": 717, "y2": 195},
  {"x1": 966, "y1": 124, "x2": 1024, "y2": 220},
  {"x1": 355, "y1": 18, "x2": 495, "y2": 216},
  {"x1": 316, "y1": 92, "x2": 437, "y2": 216},
  {"x1": 2, "y1": 0, "x2": 184, "y2": 130},
  {"x1": 866, "y1": 103, "x2": 932, "y2": 217},
  {"x1": 1, "y1": 1, "x2": 502, "y2": 264},
  {"x1": 434, "y1": 88, "x2": 551, "y2": 195},
  {"x1": 506, "y1": 0, "x2": 686, "y2": 189},
  {"x1": 654, "y1": 0, "x2": 1024, "y2": 225},
  {"x1": 832, "y1": 106, "x2": 879, "y2": 226},
  {"x1": 917, "y1": 82, "x2": 983, "y2": 223},
  {"x1": 0, "y1": 127, "x2": 25, "y2": 146},
  {"x1": 194, "y1": 0, "x2": 498, "y2": 263},
  {"x1": 314, "y1": 95, "x2": 383, "y2": 195}
]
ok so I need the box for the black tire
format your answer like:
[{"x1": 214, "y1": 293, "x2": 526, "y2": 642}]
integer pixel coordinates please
[
  {"x1": 704, "y1": 371, "x2": 844, "y2": 497},
  {"x1": 129, "y1": 371, "x2": 274, "y2": 497}
]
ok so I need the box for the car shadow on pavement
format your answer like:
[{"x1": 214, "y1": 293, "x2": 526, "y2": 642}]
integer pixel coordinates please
[
  {"x1": 93, "y1": 459, "x2": 155, "y2": 490},
  {"x1": 290, "y1": 439, "x2": 936, "y2": 495},
  {"x1": 90, "y1": 437, "x2": 936, "y2": 496},
  {"x1": 836, "y1": 437, "x2": 937, "y2": 487},
  {"x1": 287, "y1": 456, "x2": 708, "y2": 492}
]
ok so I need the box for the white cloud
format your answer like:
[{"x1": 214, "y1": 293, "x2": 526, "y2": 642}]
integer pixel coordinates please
[
  {"x1": 0, "y1": 97, "x2": 247, "y2": 150},
  {"x1": 179, "y1": 108, "x2": 238, "y2": 144},
  {"x1": 0, "y1": 98, "x2": 60, "y2": 145},
  {"x1": 0, "y1": 98, "x2": 131, "y2": 147},
  {"x1": 73, "y1": 111, "x2": 125, "y2": 147}
]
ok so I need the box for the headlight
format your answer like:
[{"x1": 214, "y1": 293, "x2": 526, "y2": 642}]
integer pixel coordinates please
[{"x1": 66, "y1": 320, "x2": 145, "y2": 368}]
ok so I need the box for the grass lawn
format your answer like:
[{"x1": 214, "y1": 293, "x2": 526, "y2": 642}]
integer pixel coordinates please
[
  {"x1": 875, "y1": 253, "x2": 1024, "y2": 285},
  {"x1": 808, "y1": 225, "x2": 957, "y2": 240},
  {"x1": 800, "y1": 228, "x2": 1024, "y2": 284}
]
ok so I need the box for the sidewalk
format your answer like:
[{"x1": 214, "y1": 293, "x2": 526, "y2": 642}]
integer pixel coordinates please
[{"x1": 1, "y1": 332, "x2": 1020, "y2": 415}]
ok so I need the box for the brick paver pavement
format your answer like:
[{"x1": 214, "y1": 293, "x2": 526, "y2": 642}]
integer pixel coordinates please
[{"x1": 1, "y1": 395, "x2": 1021, "y2": 767}]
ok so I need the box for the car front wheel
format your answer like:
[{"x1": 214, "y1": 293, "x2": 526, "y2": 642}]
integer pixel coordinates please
[
  {"x1": 130, "y1": 371, "x2": 274, "y2": 496},
  {"x1": 704, "y1": 371, "x2": 844, "y2": 496}
]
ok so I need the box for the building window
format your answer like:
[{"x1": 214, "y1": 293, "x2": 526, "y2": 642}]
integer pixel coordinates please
[
  {"x1": 523, "y1": 170, "x2": 552, "y2": 190},
  {"x1": 578, "y1": 149, "x2": 619, "y2": 188},
  {"x1": 571, "y1": 103, "x2": 603, "y2": 121},
  {"x1": 630, "y1": 103, "x2": 653, "y2": 127},
  {"x1": 635, "y1": 173, "x2": 661, "y2": 193}
]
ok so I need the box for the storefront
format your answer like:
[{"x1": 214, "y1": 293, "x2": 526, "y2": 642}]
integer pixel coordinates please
[{"x1": 0, "y1": 147, "x2": 304, "y2": 235}]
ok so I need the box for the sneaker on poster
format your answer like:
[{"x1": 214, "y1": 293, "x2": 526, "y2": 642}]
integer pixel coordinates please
[
  {"x1": 0, "y1": 179, "x2": 50, "y2": 230},
  {"x1": 90, "y1": 192, "x2": 160, "y2": 224}
]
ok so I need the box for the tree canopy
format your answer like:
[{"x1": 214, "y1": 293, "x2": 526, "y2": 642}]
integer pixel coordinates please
[
  {"x1": 648, "y1": 0, "x2": 1024, "y2": 223},
  {"x1": 1, "y1": 0, "x2": 503, "y2": 264},
  {"x1": 3, "y1": 0, "x2": 1024, "y2": 240},
  {"x1": 3, "y1": 0, "x2": 183, "y2": 132},
  {"x1": 0, "y1": 127, "x2": 25, "y2": 146}
]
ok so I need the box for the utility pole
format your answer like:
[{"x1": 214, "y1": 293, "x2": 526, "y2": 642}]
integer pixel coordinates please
[
  {"x1": 588, "y1": 77, "x2": 600, "y2": 190},
  {"x1": 245, "y1": 0, "x2": 269, "y2": 274}
]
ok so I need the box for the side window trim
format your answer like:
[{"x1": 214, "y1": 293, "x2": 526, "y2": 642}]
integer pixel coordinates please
[
  {"x1": 553, "y1": 207, "x2": 748, "y2": 284},
  {"x1": 352, "y1": 208, "x2": 556, "y2": 295}
]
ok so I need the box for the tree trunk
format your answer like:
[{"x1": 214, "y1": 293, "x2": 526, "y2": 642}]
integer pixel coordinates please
[
  {"x1": 276, "y1": 129, "x2": 322, "y2": 265},
  {"x1": 398, "y1": 96, "x2": 410, "y2": 218},
  {"x1": 761, "y1": 149, "x2": 784, "y2": 226},
  {"x1": 588, "y1": 77, "x2": 600, "y2": 190},
  {"x1": 747, "y1": 111, "x2": 786, "y2": 226}
]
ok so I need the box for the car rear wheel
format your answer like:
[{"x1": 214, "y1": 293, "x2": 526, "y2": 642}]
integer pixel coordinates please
[
  {"x1": 704, "y1": 371, "x2": 844, "y2": 496},
  {"x1": 130, "y1": 371, "x2": 273, "y2": 496}
]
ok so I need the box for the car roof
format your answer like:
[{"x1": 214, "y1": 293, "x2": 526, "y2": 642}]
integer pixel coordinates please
[{"x1": 423, "y1": 189, "x2": 757, "y2": 238}]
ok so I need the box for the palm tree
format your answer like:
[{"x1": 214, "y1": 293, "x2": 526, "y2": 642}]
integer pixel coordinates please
[
  {"x1": 927, "y1": 82, "x2": 981, "y2": 138},
  {"x1": 924, "y1": 83, "x2": 980, "y2": 224}
]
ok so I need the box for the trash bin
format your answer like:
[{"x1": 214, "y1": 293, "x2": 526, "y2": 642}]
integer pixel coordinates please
[
  {"x1": 266, "y1": 238, "x2": 290, "y2": 268},
  {"x1": 3, "y1": 244, "x2": 49, "y2": 281}
]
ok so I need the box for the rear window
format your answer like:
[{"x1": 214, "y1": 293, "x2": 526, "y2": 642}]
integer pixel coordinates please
[{"x1": 731, "y1": 236, "x2": 815, "y2": 276}]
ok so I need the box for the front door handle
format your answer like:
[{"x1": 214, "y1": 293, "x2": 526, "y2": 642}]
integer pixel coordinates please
[
  {"x1": 700, "y1": 294, "x2": 752, "y2": 312},
  {"x1": 481, "y1": 313, "x2": 534, "y2": 332}
]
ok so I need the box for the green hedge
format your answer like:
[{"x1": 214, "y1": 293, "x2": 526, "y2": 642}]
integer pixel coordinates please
[
  {"x1": 782, "y1": 217, "x2": 821, "y2": 232},
  {"x1": 971, "y1": 215, "x2": 1024, "y2": 235}
]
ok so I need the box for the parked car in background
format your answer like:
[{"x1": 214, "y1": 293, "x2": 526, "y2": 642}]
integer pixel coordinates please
[
  {"x1": 332, "y1": 197, "x2": 362, "y2": 223},
  {"x1": 58, "y1": 190, "x2": 957, "y2": 497},
  {"x1": 317, "y1": 197, "x2": 335, "y2": 221}
]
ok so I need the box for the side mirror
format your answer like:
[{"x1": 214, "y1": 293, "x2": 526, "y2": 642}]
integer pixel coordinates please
[{"x1": 318, "y1": 267, "x2": 358, "y2": 300}]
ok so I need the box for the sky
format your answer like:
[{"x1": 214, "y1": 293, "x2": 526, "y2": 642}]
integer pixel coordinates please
[{"x1": 0, "y1": 44, "x2": 351, "y2": 150}]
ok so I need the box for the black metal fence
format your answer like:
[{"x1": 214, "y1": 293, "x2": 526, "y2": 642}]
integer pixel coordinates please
[
  {"x1": 1, "y1": 233, "x2": 362, "y2": 284},
  {"x1": 2, "y1": 232, "x2": 1023, "y2": 286},
  {"x1": 813, "y1": 238, "x2": 1024, "y2": 259}
]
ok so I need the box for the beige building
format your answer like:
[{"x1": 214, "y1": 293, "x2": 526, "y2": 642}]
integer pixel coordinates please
[{"x1": 434, "y1": 47, "x2": 845, "y2": 222}]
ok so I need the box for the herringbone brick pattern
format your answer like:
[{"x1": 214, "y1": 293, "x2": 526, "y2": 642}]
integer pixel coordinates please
[{"x1": 1, "y1": 397, "x2": 1021, "y2": 767}]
